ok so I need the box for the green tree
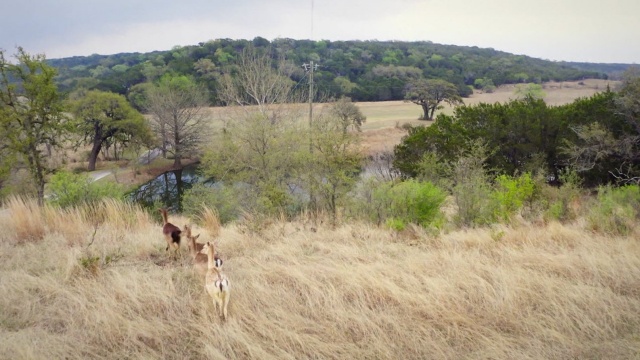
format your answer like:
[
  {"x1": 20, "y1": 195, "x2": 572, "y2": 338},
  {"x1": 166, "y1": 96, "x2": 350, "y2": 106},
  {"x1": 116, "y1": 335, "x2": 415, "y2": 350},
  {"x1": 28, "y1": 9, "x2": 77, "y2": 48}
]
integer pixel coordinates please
[
  {"x1": 309, "y1": 112, "x2": 363, "y2": 223},
  {"x1": 193, "y1": 58, "x2": 218, "y2": 80},
  {"x1": 404, "y1": 78, "x2": 462, "y2": 120},
  {"x1": 47, "y1": 171, "x2": 125, "y2": 208},
  {"x1": 473, "y1": 78, "x2": 496, "y2": 93},
  {"x1": 395, "y1": 97, "x2": 561, "y2": 179},
  {"x1": 203, "y1": 111, "x2": 303, "y2": 215},
  {"x1": 514, "y1": 83, "x2": 545, "y2": 99},
  {"x1": 330, "y1": 97, "x2": 366, "y2": 134},
  {"x1": 146, "y1": 74, "x2": 210, "y2": 167},
  {"x1": 71, "y1": 90, "x2": 150, "y2": 171},
  {"x1": 0, "y1": 48, "x2": 68, "y2": 204},
  {"x1": 203, "y1": 47, "x2": 303, "y2": 215},
  {"x1": 615, "y1": 67, "x2": 640, "y2": 137},
  {"x1": 559, "y1": 86, "x2": 637, "y2": 185},
  {"x1": 333, "y1": 76, "x2": 357, "y2": 96}
]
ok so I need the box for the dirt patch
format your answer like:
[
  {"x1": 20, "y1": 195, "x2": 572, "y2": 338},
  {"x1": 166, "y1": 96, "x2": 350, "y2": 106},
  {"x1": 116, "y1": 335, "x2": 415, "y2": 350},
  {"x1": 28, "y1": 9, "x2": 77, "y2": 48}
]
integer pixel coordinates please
[{"x1": 360, "y1": 125, "x2": 424, "y2": 156}]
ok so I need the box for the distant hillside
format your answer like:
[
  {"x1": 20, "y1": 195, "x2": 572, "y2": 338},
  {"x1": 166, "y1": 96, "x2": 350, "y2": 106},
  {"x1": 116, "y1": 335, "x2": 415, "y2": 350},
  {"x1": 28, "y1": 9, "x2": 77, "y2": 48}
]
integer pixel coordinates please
[
  {"x1": 561, "y1": 61, "x2": 637, "y2": 79},
  {"x1": 47, "y1": 38, "x2": 629, "y2": 104}
]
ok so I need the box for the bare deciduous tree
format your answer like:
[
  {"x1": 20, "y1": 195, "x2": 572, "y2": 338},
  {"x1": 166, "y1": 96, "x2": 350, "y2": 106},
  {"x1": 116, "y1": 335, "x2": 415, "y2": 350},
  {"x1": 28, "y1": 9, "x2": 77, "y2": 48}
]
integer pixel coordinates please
[
  {"x1": 217, "y1": 46, "x2": 297, "y2": 117},
  {"x1": 146, "y1": 75, "x2": 210, "y2": 167},
  {"x1": 203, "y1": 46, "x2": 309, "y2": 214}
]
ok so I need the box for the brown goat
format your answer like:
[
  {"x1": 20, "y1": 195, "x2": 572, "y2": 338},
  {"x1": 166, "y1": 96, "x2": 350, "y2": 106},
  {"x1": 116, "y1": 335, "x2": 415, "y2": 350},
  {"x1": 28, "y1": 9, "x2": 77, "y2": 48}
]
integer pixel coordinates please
[
  {"x1": 185, "y1": 224, "x2": 207, "y2": 274},
  {"x1": 159, "y1": 208, "x2": 182, "y2": 254}
]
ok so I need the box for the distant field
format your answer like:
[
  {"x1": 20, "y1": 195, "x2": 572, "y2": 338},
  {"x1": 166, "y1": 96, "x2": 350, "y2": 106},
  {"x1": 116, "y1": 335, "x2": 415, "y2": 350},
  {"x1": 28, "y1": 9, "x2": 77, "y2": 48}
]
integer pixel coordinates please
[
  {"x1": 197, "y1": 79, "x2": 619, "y2": 156},
  {"x1": 357, "y1": 79, "x2": 619, "y2": 154}
]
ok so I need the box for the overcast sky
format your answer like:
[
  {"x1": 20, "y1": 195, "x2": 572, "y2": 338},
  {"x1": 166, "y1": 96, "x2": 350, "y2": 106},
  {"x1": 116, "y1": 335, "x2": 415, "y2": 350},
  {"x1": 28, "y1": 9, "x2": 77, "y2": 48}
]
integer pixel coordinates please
[{"x1": 1, "y1": 0, "x2": 638, "y2": 63}]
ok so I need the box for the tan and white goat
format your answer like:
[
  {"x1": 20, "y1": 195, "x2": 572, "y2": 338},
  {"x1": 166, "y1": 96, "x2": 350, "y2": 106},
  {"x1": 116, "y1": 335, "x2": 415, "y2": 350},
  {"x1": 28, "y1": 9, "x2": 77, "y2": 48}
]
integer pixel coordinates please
[{"x1": 201, "y1": 241, "x2": 229, "y2": 320}]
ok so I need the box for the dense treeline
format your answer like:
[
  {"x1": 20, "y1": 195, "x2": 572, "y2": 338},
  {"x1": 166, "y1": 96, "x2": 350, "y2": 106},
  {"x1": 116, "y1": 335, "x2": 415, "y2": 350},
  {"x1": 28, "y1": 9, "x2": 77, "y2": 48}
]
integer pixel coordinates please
[
  {"x1": 48, "y1": 38, "x2": 607, "y2": 104},
  {"x1": 562, "y1": 61, "x2": 633, "y2": 78},
  {"x1": 394, "y1": 71, "x2": 640, "y2": 188}
]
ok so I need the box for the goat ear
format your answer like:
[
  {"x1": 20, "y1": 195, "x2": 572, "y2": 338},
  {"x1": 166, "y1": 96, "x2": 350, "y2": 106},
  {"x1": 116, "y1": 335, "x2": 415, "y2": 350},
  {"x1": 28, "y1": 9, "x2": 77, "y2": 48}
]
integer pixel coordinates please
[{"x1": 194, "y1": 234, "x2": 200, "y2": 240}]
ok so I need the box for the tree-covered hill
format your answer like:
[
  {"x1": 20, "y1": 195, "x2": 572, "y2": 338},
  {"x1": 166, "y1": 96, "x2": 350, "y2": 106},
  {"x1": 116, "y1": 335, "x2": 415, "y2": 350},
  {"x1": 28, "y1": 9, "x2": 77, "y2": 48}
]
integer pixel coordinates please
[
  {"x1": 561, "y1": 61, "x2": 634, "y2": 78},
  {"x1": 47, "y1": 38, "x2": 624, "y2": 104}
]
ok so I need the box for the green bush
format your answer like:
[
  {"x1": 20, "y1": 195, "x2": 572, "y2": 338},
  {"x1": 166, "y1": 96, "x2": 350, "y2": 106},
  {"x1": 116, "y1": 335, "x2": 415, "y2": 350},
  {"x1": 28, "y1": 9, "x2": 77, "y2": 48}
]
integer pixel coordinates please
[
  {"x1": 181, "y1": 183, "x2": 241, "y2": 224},
  {"x1": 588, "y1": 185, "x2": 640, "y2": 235},
  {"x1": 346, "y1": 178, "x2": 446, "y2": 229},
  {"x1": 47, "y1": 171, "x2": 125, "y2": 208},
  {"x1": 450, "y1": 143, "x2": 494, "y2": 227},
  {"x1": 385, "y1": 218, "x2": 406, "y2": 231},
  {"x1": 540, "y1": 168, "x2": 583, "y2": 222},
  {"x1": 491, "y1": 173, "x2": 535, "y2": 221},
  {"x1": 371, "y1": 179, "x2": 447, "y2": 229}
]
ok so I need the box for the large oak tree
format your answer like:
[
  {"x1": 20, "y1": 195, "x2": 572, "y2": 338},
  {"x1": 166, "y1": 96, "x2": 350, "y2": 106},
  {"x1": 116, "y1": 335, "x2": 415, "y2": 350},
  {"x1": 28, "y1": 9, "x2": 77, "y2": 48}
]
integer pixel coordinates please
[
  {"x1": 71, "y1": 90, "x2": 150, "y2": 171},
  {"x1": 0, "y1": 48, "x2": 68, "y2": 204},
  {"x1": 404, "y1": 78, "x2": 462, "y2": 120}
]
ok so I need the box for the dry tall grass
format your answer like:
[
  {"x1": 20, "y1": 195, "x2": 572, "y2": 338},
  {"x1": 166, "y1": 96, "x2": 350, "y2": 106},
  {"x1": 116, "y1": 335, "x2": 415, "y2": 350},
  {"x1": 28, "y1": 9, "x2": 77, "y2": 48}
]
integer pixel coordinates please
[{"x1": 0, "y1": 199, "x2": 639, "y2": 359}]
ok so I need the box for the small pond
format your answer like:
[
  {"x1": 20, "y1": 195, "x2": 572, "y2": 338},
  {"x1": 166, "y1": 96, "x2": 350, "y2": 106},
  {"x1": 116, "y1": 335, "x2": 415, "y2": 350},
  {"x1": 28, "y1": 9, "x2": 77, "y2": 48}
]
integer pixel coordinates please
[{"x1": 127, "y1": 163, "x2": 212, "y2": 212}]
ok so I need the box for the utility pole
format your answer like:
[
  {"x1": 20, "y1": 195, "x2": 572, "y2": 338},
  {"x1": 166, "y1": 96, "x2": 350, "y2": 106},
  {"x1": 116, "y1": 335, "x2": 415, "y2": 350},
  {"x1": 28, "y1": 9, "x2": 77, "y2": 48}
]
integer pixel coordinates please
[
  {"x1": 302, "y1": 61, "x2": 318, "y2": 148},
  {"x1": 302, "y1": 60, "x2": 319, "y2": 212}
]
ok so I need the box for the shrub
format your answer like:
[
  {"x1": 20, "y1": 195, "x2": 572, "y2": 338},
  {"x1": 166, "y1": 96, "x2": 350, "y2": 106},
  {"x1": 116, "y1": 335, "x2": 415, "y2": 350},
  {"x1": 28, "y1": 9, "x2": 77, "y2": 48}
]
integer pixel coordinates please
[
  {"x1": 540, "y1": 168, "x2": 583, "y2": 222},
  {"x1": 588, "y1": 185, "x2": 640, "y2": 235},
  {"x1": 47, "y1": 171, "x2": 125, "y2": 208},
  {"x1": 451, "y1": 142, "x2": 493, "y2": 227},
  {"x1": 385, "y1": 217, "x2": 406, "y2": 231},
  {"x1": 371, "y1": 179, "x2": 447, "y2": 229},
  {"x1": 181, "y1": 183, "x2": 241, "y2": 224},
  {"x1": 491, "y1": 173, "x2": 536, "y2": 221},
  {"x1": 416, "y1": 152, "x2": 451, "y2": 189}
]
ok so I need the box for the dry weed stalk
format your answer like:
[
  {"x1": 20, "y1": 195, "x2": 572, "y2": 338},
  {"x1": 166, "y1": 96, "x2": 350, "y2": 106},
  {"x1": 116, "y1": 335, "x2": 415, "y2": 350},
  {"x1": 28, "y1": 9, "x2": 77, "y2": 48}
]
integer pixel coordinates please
[
  {"x1": 3, "y1": 196, "x2": 46, "y2": 243},
  {"x1": 198, "y1": 206, "x2": 221, "y2": 238}
]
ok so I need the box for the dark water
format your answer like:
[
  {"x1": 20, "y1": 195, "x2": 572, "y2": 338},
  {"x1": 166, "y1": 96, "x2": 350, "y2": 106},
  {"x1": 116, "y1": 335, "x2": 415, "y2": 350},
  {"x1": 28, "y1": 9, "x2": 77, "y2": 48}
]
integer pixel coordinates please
[{"x1": 127, "y1": 164, "x2": 211, "y2": 212}]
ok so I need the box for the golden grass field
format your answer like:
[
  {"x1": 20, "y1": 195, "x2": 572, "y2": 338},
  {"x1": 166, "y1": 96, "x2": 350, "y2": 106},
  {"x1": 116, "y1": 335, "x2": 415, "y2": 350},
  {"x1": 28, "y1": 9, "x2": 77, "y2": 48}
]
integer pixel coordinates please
[{"x1": 0, "y1": 198, "x2": 639, "y2": 359}]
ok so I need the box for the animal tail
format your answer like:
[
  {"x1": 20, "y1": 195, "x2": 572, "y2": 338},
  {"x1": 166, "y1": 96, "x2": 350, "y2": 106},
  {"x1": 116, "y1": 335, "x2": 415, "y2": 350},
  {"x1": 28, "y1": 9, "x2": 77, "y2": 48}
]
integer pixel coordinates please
[
  {"x1": 219, "y1": 278, "x2": 229, "y2": 292},
  {"x1": 171, "y1": 230, "x2": 182, "y2": 245}
]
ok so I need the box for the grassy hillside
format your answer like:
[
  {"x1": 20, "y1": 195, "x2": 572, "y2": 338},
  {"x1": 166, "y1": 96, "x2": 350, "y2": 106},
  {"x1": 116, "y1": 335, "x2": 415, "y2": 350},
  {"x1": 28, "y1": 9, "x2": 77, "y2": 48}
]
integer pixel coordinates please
[{"x1": 1, "y1": 198, "x2": 639, "y2": 359}]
